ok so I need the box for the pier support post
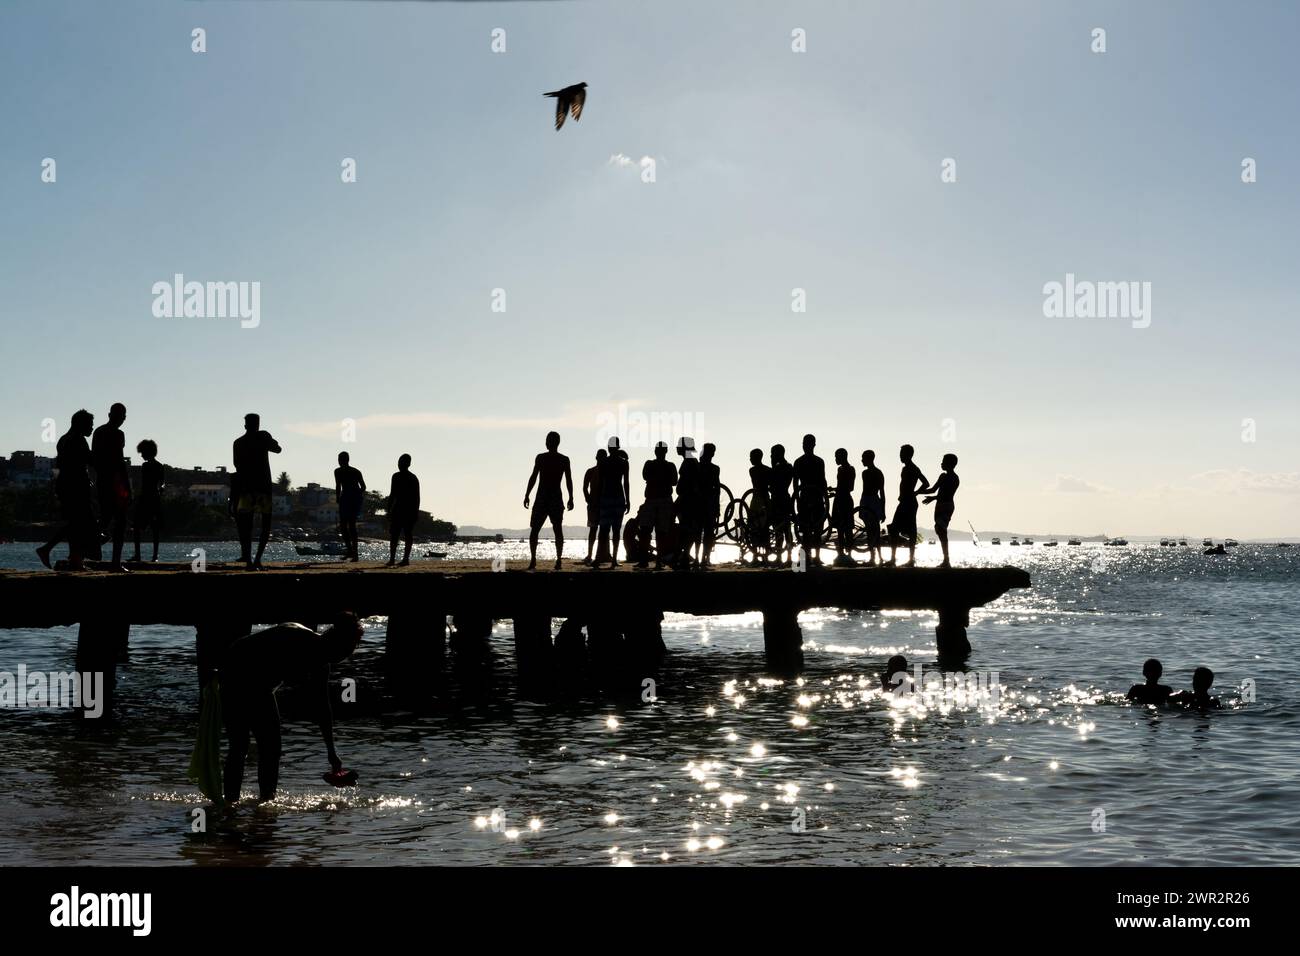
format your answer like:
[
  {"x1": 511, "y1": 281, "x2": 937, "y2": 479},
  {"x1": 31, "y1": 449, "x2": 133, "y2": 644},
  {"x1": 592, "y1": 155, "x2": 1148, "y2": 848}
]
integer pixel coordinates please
[
  {"x1": 625, "y1": 611, "x2": 666, "y2": 675},
  {"x1": 762, "y1": 606, "x2": 804, "y2": 675},
  {"x1": 76, "y1": 619, "x2": 128, "y2": 715},
  {"x1": 511, "y1": 614, "x2": 553, "y2": 684},
  {"x1": 385, "y1": 611, "x2": 447, "y2": 666},
  {"x1": 451, "y1": 613, "x2": 493, "y2": 657},
  {"x1": 936, "y1": 606, "x2": 972, "y2": 661}
]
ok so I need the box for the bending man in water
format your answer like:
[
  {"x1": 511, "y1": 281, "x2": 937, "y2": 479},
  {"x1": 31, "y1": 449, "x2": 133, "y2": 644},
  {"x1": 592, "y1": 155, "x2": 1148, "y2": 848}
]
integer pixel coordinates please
[{"x1": 218, "y1": 613, "x2": 363, "y2": 804}]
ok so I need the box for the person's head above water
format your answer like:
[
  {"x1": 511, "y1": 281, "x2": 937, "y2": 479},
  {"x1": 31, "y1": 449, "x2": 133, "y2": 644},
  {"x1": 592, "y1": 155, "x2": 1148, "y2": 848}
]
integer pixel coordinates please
[
  {"x1": 862, "y1": 449, "x2": 876, "y2": 466},
  {"x1": 107, "y1": 402, "x2": 127, "y2": 426},
  {"x1": 338, "y1": 451, "x2": 350, "y2": 466},
  {"x1": 900, "y1": 444, "x2": 914, "y2": 463},
  {"x1": 941, "y1": 453, "x2": 958, "y2": 471},
  {"x1": 750, "y1": 448, "x2": 764, "y2": 466},
  {"x1": 136, "y1": 439, "x2": 158, "y2": 460},
  {"x1": 803, "y1": 434, "x2": 816, "y2": 454},
  {"x1": 322, "y1": 611, "x2": 364, "y2": 664},
  {"x1": 701, "y1": 442, "x2": 716, "y2": 463},
  {"x1": 545, "y1": 431, "x2": 560, "y2": 452},
  {"x1": 1193, "y1": 666, "x2": 1215, "y2": 694},
  {"x1": 244, "y1": 413, "x2": 260, "y2": 433},
  {"x1": 835, "y1": 448, "x2": 848, "y2": 465},
  {"x1": 1142, "y1": 658, "x2": 1163, "y2": 682},
  {"x1": 71, "y1": 409, "x2": 94, "y2": 436},
  {"x1": 883, "y1": 654, "x2": 909, "y2": 689},
  {"x1": 654, "y1": 441, "x2": 668, "y2": 460},
  {"x1": 771, "y1": 443, "x2": 786, "y2": 463},
  {"x1": 397, "y1": 453, "x2": 411, "y2": 471}
]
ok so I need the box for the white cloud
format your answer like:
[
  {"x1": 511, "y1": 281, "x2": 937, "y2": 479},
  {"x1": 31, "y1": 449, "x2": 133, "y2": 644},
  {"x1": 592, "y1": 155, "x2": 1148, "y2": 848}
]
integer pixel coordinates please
[
  {"x1": 1050, "y1": 474, "x2": 1112, "y2": 494},
  {"x1": 1189, "y1": 469, "x2": 1300, "y2": 495},
  {"x1": 607, "y1": 153, "x2": 655, "y2": 171}
]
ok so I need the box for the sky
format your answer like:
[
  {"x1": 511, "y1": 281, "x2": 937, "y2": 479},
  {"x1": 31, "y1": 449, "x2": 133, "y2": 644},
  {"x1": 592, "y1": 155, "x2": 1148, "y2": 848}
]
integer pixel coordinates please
[{"x1": 1, "y1": 0, "x2": 1298, "y2": 536}]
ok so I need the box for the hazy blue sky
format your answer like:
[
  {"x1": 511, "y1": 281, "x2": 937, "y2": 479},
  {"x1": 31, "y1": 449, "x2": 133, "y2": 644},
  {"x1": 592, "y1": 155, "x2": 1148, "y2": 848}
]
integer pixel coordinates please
[{"x1": 2, "y1": 0, "x2": 1297, "y2": 535}]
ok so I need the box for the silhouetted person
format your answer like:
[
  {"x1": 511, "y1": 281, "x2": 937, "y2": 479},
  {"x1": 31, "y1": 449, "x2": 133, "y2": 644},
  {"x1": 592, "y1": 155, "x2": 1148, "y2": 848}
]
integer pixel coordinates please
[
  {"x1": 523, "y1": 431, "x2": 574, "y2": 570},
  {"x1": 233, "y1": 413, "x2": 282, "y2": 569},
  {"x1": 131, "y1": 439, "x2": 164, "y2": 563},
  {"x1": 887, "y1": 444, "x2": 929, "y2": 567},
  {"x1": 1168, "y1": 667, "x2": 1221, "y2": 710},
  {"x1": 596, "y1": 439, "x2": 631, "y2": 567},
  {"x1": 832, "y1": 448, "x2": 856, "y2": 566},
  {"x1": 334, "y1": 451, "x2": 366, "y2": 562},
  {"x1": 700, "y1": 443, "x2": 722, "y2": 567},
  {"x1": 920, "y1": 453, "x2": 960, "y2": 568},
  {"x1": 218, "y1": 614, "x2": 363, "y2": 804},
  {"x1": 769, "y1": 444, "x2": 794, "y2": 565},
  {"x1": 92, "y1": 402, "x2": 132, "y2": 571},
  {"x1": 859, "y1": 450, "x2": 886, "y2": 566},
  {"x1": 638, "y1": 441, "x2": 678, "y2": 570},
  {"x1": 746, "y1": 449, "x2": 772, "y2": 563},
  {"x1": 623, "y1": 516, "x2": 653, "y2": 564},
  {"x1": 582, "y1": 450, "x2": 605, "y2": 565},
  {"x1": 883, "y1": 654, "x2": 911, "y2": 694},
  {"x1": 386, "y1": 454, "x2": 420, "y2": 567},
  {"x1": 675, "y1": 437, "x2": 703, "y2": 569},
  {"x1": 793, "y1": 434, "x2": 827, "y2": 567},
  {"x1": 36, "y1": 409, "x2": 95, "y2": 571},
  {"x1": 1126, "y1": 658, "x2": 1173, "y2": 706}
]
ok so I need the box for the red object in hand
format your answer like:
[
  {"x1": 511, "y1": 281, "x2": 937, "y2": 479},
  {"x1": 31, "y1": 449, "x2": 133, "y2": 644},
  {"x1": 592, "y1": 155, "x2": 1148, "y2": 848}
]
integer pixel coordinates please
[{"x1": 323, "y1": 769, "x2": 358, "y2": 787}]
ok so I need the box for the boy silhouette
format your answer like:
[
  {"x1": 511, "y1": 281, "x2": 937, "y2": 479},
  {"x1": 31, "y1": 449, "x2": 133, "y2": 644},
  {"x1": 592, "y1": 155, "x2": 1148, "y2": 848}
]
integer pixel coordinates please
[
  {"x1": 1126, "y1": 658, "x2": 1173, "y2": 706},
  {"x1": 919, "y1": 453, "x2": 960, "y2": 568},
  {"x1": 887, "y1": 444, "x2": 929, "y2": 568},
  {"x1": 858, "y1": 450, "x2": 886, "y2": 566},
  {"x1": 523, "y1": 431, "x2": 574, "y2": 570},
  {"x1": 386, "y1": 454, "x2": 420, "y2": 567}
]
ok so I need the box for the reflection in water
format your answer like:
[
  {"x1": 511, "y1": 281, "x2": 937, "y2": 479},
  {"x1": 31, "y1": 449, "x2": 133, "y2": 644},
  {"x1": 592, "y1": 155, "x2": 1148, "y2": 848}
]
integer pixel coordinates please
[{"x1": 0, "y1": 541, "x2": 1296, "y2": 865}]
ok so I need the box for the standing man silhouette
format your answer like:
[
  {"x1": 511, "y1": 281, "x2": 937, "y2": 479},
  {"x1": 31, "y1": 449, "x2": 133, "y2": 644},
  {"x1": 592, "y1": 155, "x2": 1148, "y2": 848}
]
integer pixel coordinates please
[
  {"x1": 92, "y1": 402, "x2": 132, "y2": 571},
  {"x1": 582, "y1": 449, "x2": 605, "y2": 565},
  {"x1": 596, "y1": 438, "x2": 630, "y2": 567},
  {"x1": 386, "y1": 454, "x2": 420, "y2": 567},
  {"x1": 832, "y1": 448, "x2": 856, "y2": 566},
  {"x1": 36, "y1": 409, "x2": 96, "y2": 571},
  {"x1": 233, "y1": 413, "x2": 282, "y2": 570},
  {"x1": 919, "y1": 453, "x2": 960, "y2": 568},
  {"x1": 675, "y1": 437, "x2": 702, "y2": 569},
  {"x1": 523, "y1": 431, "x2": 574, "y2": 570},
  {"x1": 858, "y1": 449, "x2": 886, "y2": 566},
  {"x1": 887, "y1": 444, "x2": 929, "y2": 568},
  {"x1": 334, "y1": 451, "x2": 366, "y2": 561},
  {"x1": 792, "y1": 434, "x2": 827, "y2": 567},
  {"x1": 699, "y1": 443, "x2": 722, "y2": 568},
  {"x1": 769, "y1": 444, "x2": 795, "y2": 566},
  {"x1": 638, "y1": 441, "x2": 678, "y2": 570}
]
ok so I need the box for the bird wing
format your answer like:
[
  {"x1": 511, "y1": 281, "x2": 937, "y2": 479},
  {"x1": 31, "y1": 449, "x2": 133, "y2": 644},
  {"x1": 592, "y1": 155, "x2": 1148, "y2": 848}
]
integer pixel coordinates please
[
  {"x1": 554, "y1": 93, "x2": 568, "y2": 130},
  {"x1": 570, "y1": 86, "x2": 586, "y2": 122}
]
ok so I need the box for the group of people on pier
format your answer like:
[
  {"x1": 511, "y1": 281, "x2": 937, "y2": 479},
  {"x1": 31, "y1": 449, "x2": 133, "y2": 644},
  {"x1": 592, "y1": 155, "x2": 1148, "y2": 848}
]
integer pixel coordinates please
[
  {"x1": 34, "y1": 408, "x2": 424, "y2": 571},
  {"x1": 525, "y1": 431, "x2": 961, "y2": 571}
]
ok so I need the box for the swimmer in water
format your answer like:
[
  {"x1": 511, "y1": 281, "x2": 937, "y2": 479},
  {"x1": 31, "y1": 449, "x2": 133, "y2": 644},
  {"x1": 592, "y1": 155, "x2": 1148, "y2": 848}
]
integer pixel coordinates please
[
  {"x1": 1168, "y1": 666, "x2": 1221, "y2": 710},
  {"x1": 1126, "y1": 658, "x2": 1173, "y2": 706},
  {"x1": 882, "y1": 654, "x2": 911, "y2": 695}
]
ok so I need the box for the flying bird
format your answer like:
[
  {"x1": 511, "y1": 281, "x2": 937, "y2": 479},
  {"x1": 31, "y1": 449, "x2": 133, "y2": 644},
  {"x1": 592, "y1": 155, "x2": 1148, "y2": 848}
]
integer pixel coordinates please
[{"x1": 544, "y1": 82, "x2": 587, "y2": 131}]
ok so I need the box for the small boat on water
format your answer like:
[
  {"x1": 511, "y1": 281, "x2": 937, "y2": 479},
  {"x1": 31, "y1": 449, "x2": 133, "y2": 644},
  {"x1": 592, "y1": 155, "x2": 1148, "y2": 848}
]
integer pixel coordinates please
[
  {"x1": 1009, "y1": 538, "x2": 1020, "y2": 546},
  {"x1": 1067, "y1": 537, "x2": 1082, "y2": 546},
  {"x1": 1104, "y1": 537, "x2": 1128, "y2": 546},
  {"x1": 1160, "y1": 538, "x2": 1171, "y2": 547},
  {"x1": 1202, "y1": 538, "x2": 1213, "y2": 547},
  {"x1": 1225, "y1": 538, "x2": 1239, "y2": 547},
  {"x1": 1204, "y1": 544, "x2": 1227, "y2": 555},
  {"x1": 991, "y1": 537, "x2": 1001, "y2": 545},
  {"x1": 1178, "y1": 539, "x2": 1189, "y2": 546},
  {"x1": 1043, "y1": 539, "x2": 1059, "y2": 547},
  {"x1": 425, "y1": 551, "x2": 447, "y2": 559},
  {"x1": 1279, "y1": 542, "x2": 1292, "y2": 548},
  {"x1": 1023, "y1": 537, "x2": 1035, "y2": 546}
]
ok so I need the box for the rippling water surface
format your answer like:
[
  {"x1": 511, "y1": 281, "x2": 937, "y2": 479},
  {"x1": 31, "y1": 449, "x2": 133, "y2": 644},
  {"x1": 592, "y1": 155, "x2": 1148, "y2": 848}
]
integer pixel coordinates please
[{"x1": 2, "y1": 541, "x2": 1298, "y2": 866}]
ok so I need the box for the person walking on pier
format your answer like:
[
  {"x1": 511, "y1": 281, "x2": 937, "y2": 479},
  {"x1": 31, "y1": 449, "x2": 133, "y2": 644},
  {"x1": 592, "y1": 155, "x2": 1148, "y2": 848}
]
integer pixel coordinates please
[
  {"x1": 769, "y1": 444, "x2": 795, "y2": 566},
  {"x1": 217, "y1": 614, "x2": 364, "y2": 804},
  {"x1": 793, "y1": 434, "x2": 827, "y2": 567},
  {"x1": 638, "y1": 441, "x2": 677, "y2": 570},
  {"x1": 130, "y1": 439, "x2": 165, "y2": 563},
  {"x1": 36, "y1": 409, "x2": 96, "y2": 571},
  {"x1": 699, "y1": 442, "x2": 722, "y2": 567},
  {"x1": 334, "y1": 451, "x2": 366, "y2": 562},
  {"x1": 92, "y1": 402, "x2": 132, "y2": 571},
  {"x1": 596, "y1": 438, "x2": 630, "y2": 567},
  {"x1": 859, "y1": 449, "x2": 886, "y2": 566},
  {"x1": 386, "y1": 454, "x2": 420, "y2": 566},
  {"x1": 523, "y1": 430, "x2": 574, "y2": 570},
  {"x1": 582, "y1": 450, "x2": 605, "y2": 565},
  {"x1": 886, "y1": 444, "x2": 929, "y2": 568},
  {"x1": 233, "y1": 413, "x2": 283, "y2": 569},
  {"x1": 675, "y1": 437, "x2": 702, "y2": 569},
  {"x1": 832, "y1": 448, "x2": 856, "y2": 566},
  {"x1": 919, "y1": 453, "x2": 959, "y2": 568}
]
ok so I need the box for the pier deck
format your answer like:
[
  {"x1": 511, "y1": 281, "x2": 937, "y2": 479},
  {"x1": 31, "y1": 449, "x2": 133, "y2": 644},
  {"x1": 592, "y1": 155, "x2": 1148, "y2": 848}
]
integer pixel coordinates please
[{"x1": 0, "y1": 561, "x2": 1030, "y2": 699}]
